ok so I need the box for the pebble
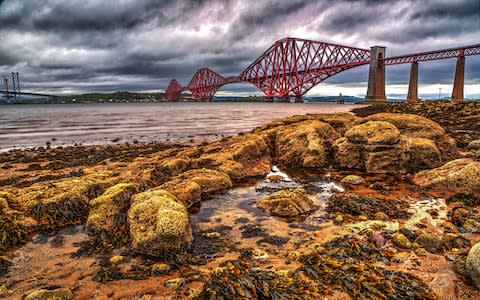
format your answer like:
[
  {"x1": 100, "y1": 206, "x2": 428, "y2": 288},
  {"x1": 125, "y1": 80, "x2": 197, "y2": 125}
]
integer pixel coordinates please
[
  {"x1": 164, "y1": 278, "x2": 185, "y2": 290},
  {"x1": 152, "y1": 263, "x2": 171, "y2": 275},
  {"x1": 109, "y1": 255, "x2": 125, "y2": 264},
  {"x1": 341, "y1": 175, "x2": 365, "y2": 185}
]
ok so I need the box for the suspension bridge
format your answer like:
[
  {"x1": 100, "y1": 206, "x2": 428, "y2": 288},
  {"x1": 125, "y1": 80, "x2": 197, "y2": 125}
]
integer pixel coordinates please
[
  {"x1": 166, "y1": 37, "x2": 480, "y2": 102},
  {"x1": 1, "y1": 72, "x2": 58, "y2": 101}
]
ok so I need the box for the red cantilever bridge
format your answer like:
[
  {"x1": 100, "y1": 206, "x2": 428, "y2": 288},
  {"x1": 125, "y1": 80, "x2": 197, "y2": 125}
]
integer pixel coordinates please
[{"x1": 166, "y1": 37, "x2": 480, "y2": 102}]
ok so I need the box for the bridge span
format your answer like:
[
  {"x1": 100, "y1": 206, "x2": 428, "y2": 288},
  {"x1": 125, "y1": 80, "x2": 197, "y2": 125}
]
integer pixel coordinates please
[{"x1": 166, "y1": 37, "x2": 480, "y2": 102}]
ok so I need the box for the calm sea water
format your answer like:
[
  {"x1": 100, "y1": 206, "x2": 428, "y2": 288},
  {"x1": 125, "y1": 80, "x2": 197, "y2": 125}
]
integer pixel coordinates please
[{"x1": 0, "y1": 102, "x2": 362, "y2": 151}]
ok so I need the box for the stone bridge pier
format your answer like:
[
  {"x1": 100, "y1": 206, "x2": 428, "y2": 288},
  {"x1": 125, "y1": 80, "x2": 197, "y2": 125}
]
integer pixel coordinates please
[{"x1": 365, "y1": 46, "x2": 386, "y2": 103}]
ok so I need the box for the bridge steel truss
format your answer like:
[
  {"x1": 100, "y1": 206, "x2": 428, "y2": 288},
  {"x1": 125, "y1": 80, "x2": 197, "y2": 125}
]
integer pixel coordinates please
[
  {"x1": 381, "y1": 43, "x2": 480, "y2": 65},
  {"x1": 166, "y1": 38, "x2": 480, "y2": 101}
]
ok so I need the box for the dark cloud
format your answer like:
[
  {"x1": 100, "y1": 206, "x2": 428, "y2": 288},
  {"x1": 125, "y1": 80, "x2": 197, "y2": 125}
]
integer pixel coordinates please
[{"x1": 0, "y1": 0, "x2": 478, "y2": 97}]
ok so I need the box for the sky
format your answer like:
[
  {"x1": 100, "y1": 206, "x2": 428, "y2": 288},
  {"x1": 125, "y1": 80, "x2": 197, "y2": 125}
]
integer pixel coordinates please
[{"x1": 0, "y1": 0, "x2": 479, "y2": 98}]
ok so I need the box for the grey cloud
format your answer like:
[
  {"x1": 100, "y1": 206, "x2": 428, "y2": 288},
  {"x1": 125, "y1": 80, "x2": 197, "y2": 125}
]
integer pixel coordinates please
[{"x1": 0, "y1": 0, "x2": 478, "y2": 96}]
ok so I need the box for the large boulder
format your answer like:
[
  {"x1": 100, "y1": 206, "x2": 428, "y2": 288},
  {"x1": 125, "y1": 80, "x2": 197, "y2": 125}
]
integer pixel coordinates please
[
  {"x1": 257, "y1": 188, "x2": 317, "y2": 217},
  {"x1": 159, "y1": 179, "x2": 202, "y2": 209},
  {"x1": 128, "y1": 189, "x2": 192, "y2": 254},
  {"x1": 275, "y1": 120, "x2": 340, "y2": 168},
  {"x1": 86, "y1": 183, "x2": 138, "y2": 244},
  {"x1": 364, "y1": 113, "x2": 458, "y2": 161},
  {"x1": 332, "y1": 116, "x2": 450, "y2": 173},
  {"x1": 413, "y1": 158, "x2": 480, "y2": 195},
  {"x1": 345, "y1": 121, "x2": 400, "y2": 145},
  {"x1": 177, "y1": 168, "x2": 232, "y2": 193},
  {"x1": 17, "y1": 174, "x2": 114, "y2": 228},
  {"x1": 158, "y1": 157, "x2": 190, "y2": 176},
  {"x1": 0, "y1": 202, "x2": 37, "y2": 250},
  {"x1": 466, "y1": 242, "x2": 480, "y2": 290}
]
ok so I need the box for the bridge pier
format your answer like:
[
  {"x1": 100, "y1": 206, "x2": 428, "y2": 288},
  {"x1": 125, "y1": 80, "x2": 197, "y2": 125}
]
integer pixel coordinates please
[
  {"x1": 406, "y1": 62, "x2": 419, "y2": 101},
  {"x1": 365, "y1": 46, "x2": 387, "y2": 103},
  {"x1": 294, "y1": 96, "x2": 303, "y2": 103},
  {"x1": 451, "y1": 55, "x2": 465, "y2": 102}
]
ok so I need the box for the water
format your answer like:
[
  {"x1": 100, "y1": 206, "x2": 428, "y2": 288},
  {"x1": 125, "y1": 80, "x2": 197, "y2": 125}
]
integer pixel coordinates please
[{"x1": 0, "y1": 102, "x2": 362, "y2": 151}]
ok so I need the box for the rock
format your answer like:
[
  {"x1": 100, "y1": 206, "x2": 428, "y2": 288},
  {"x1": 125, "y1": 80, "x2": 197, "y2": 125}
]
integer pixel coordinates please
[
  {"x1": 151, "y1": 262, "x2": 171, "y2": 275},
  {"x1": 415, "y1": 234, "x2": 442, "y2": 253},
  {"x1": 393, "y1": 252, "x2": 410, "y2": 263},
  {"x1": 405, "y1": 137, "x2": 443, "y2": 170},
  {"x1": 86, "y1": 183, "x2": 138, "y2": 244},
  {"x1": 203, "y1": 232, "x2": 221, "y2": 238},
  {"x1": 266, "y1": 174, "x2": 284, "y2": 182},
  {"x1": 159, "y1": 179, "x2": 201, "y2": 209},
  {"x1": 275, "y1": 120, "x2": 340, "y2": 168},
  {"x1": 454, "y1": 255, "x2": 468, "y2": 276},
  {"x1": 442, "y1": 233, "x2": 470, "y2": 250},
  {"x1": 252, "y1": 248, "x2": 269, "y2": 263},
  {"x1": 0, "y1": 206, "x2": 37, "y2": 250},
  {"x1": 466, "y1": 242, "x2": 480, "y2": 290},
  {"x1": 178, "y1": 168, "x2": 232, "y2": 193},
  {"x1": 128, "y1": 189, "x2": 192, "y2": 254},
  {"x1": 413, "y1": 158, "x2": 480, "y2": 195},
  {"x1": 464, "y1": 219, "x2": 480, "y2": 233},
  {"x1": 25, "y1": 288, "x2": 73, "y2": 300},
  {"x1": 333, "y1": 117, "x2": 446, "y2": 173},
  {"x1": 451, "y1": 207, "x2": 470, "y2": 226},
  {"x1": 335, "y1": 214, "x2": 344, "y2": 223},
  {"x1": 415, "y1": 247, "x2": 428, "y2": 256},
  {"x1": 164, "y1": 278, "x2": 185, "y2": 290},
  {"x1": 341, "y1": 175, "x2": 365, "y2": 185},
  {"x1": 0, "y1": 285, "x2": 11, "y2": 297},
  {"x1": 364, "y1": 113, "x2": 458, "y2": 161},
  {"x1": 109, "y1": 255, "x2": 125, "y2": 264},
  {"x1": 374, "y1": 212, "x2": 388, "y2": 220},
  {"x1": 257, "y1": 188, "x2": 317, "y2": 217},
  {"x1": 217, "y1": 160, "x2": 245, "y2": 180},
  {"x1": 158, "y1": 157, "x2": 190, "y2": 175},
  {"x1": 467, "y1": 140, "x2": 480, "y2": 150},
  {"x1": 345, "y1": 121, "x2": 400, "y2": 144},
  {"x1": 18, "y1": 174, "x2": 115, "y2": 227},
  {"x1": 392, "y1": 232, "x2": 412, "y2": 249}
]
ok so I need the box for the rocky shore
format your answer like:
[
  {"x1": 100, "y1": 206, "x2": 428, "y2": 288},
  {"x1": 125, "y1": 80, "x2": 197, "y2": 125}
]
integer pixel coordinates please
[{"x1": 1, "y1": 102, "x2": 480, "y2": 299}]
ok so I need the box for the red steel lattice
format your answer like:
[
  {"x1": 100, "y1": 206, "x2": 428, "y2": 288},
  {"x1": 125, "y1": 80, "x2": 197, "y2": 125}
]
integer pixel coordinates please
[
  {"x1": 166, "y1": 37, "x2": 480, "y2": 101},
  {"x1": 187, "y1": 68, "x2": 226, "y2": 101},
  {"x1": 166, "y1": 79, "x2": 183, "y2": 101},
  {"x1": 240, "y1": 37, "x2": 371, "y2": 98},
  {"x1": 381, "y1": 44, "x2": 480, "y2": 65}
]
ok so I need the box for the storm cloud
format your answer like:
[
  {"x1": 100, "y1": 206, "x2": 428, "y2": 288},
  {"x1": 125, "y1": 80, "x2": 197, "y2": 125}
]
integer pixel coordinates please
[{"x1": 0, "y1": 0, "x2": 478, "y2": 97}]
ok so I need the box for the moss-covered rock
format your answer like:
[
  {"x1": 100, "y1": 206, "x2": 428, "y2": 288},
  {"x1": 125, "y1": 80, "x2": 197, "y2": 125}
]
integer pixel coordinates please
[
  {"x1": 466, "y1": 242, "x2": 480, "y2": 290},
  {"x1": 415, "y1": 234, "x2": 442, "y2": 253},
  {"x1": 128, "y1": 189, "x2": 191, "y2": 254},
  {"x1": 345, "y1": 121, "x2": 400, "y2": 145},
  {"x1": 413, "y1": 158, "x2": 480, "y2": 195},
  {"x1": 333, "y1": 117, "x2": 448, "y2": 173},
  {"x1": 257, "y1": 188, "x2": 317, "y2": 217},
  {"x1": 159, "y1": 179, "x2": 201, "y2": 209},
  {"x1": 405, "y1": 137, "x2": 442, "y2": 170},
  {"x1": 177, "y1": 168, "x2": 232, "y2": 193},
  {"x1": 275, "y1": 120, "x2": 340, "y2": 168},
  {"x1": 0, "y1": 205, "x2": 37, "y2": 250},
  {"x1": 364, "y1": 113, "x2": 458, "y2": 161},
  {"x1": 16, "y1": 174, "x2": 115, "y2": 228},
  {"x1": 158, "y1": 157, "x2": 190, "y2": 175},
  {"x1": 86, "y1": 183, "x2": 138, "y2": 245},
  {"x1": 25, "y1": 288, "x2": 73, "y2": 300},
  {"x1": 341, "y1": 175, "x2": 365, "y2": 185}
]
